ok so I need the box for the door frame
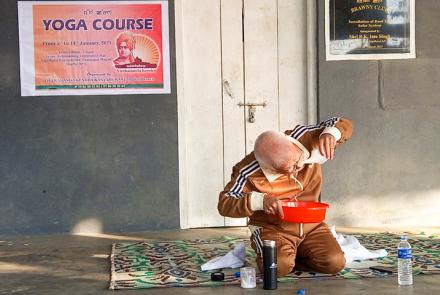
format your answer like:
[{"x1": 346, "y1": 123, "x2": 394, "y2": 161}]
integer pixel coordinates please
[{"x1": 176, "y1": 0, "x2": 318, "y2": 229}]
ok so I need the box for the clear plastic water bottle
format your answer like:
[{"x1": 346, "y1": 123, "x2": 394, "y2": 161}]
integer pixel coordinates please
[{"x1": 397, "y1": 235, "x2": 413, "y2": 285}]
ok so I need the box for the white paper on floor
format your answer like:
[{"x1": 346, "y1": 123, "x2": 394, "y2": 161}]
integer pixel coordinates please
[
  {"x1": 201, "y1": 242, "x2": 246, "y2": 271},
  {"x1": 330, "y1": 226, "x2": 388, "y2": 263},
  {"x1": 344, "y1": 259, "x2": 380, "y2": 269}
]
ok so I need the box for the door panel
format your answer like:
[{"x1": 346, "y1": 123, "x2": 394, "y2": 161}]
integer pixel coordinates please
[
  {"x1": 221, "y1": 0, "x2": 247, "y2": 226},
  {"x1": 243, "y1": 0, "x2": 279, "y2": 153},
  {"x1": 278, "y1": 0, "x2": 309, "y2": 130},
  {"x1": 181, "y1": 0, "x2": 224, "y2": 228}
]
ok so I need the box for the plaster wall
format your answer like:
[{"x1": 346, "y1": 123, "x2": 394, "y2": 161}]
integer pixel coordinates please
[
  {"x1": 318, "y1": 0, "x2": 440, "y2": 226},
  {"x1": 0, "y1": 0, "x2": 179, "y2": 234}
]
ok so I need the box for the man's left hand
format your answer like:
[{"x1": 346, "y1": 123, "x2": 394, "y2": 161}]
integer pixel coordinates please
[{"x1": 319, "y1": 134, "x2": 336, "y2": 160}]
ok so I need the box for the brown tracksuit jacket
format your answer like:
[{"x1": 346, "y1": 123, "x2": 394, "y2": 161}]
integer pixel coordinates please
[{"x1": 218, "y1": 117, "x2": 353, "y2": 236}]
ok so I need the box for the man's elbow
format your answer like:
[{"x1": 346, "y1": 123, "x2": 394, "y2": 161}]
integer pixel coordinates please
[
  {"x1": 217, "y1": 195, "x2": 228, "y2": 217},
  {"x1": 217, "y1": 203, "x2": 226, "y2": 217},
  {"x1": 336, "y1": 118, "x2": 354, "y2": 143}
]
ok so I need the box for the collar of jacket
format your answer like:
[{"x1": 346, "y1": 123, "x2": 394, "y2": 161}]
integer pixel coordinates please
[
  {"x1": 259, "y1": 165, "x2": 304, "y2": 191},
  {"x1": 260, "y1": 166, "x2": 284, "y2": 183}
]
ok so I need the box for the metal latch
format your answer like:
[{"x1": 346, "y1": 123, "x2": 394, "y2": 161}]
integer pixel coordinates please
[{"x1": 238, "y1": 102, "x2": 267, "y2": 123}]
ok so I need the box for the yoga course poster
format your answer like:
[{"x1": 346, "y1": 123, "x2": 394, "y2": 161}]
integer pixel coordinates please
[{"x1": 18, "y1": 1, "x2": 170, "y2": 96}]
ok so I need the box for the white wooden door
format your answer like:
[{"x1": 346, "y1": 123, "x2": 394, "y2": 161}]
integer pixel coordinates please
[
  {"x1": 177, "y1": 0, "x2": 313, "y2": 228},
  {"x1": 222, "y1": 0, "x2": 310, "y2": 226},
  {"x1": 222, "y1": 0, "x2": 279, "y2": 226}
]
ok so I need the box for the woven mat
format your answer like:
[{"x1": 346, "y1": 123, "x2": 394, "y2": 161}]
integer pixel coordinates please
[{"x1": 109, "y1": 233, "x2": 440, "y2": 289}]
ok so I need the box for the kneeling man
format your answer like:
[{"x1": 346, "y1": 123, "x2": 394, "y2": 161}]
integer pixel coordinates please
[{"x1": 218, "y1": 117, "x2": 353, "y2": 277}]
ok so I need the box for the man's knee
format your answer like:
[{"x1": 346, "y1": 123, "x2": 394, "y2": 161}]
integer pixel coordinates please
[
  {"x1": 322, "y1": 252, "x2": 345, "y2": 274},
  {"x1": 277, "y1": 255, "x2": 295, "y2": 277}
]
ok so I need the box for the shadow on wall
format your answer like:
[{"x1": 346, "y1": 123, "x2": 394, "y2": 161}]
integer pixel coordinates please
[
  {"x1": 321, "y1": 118, "x2": 440, "y2": 227},
  {"x1": 326, "y1": 188, "x2": 440, "y2": 227}
]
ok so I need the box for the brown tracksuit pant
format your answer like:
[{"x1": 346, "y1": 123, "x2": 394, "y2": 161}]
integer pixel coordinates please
[{"x1": 250, "y1": 222, "x2": 345, "y2": 277}]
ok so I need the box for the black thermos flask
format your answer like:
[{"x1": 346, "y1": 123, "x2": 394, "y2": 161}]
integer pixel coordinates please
[{"x1": 263, "y1": 240, "x2": 277, "y2": 290}]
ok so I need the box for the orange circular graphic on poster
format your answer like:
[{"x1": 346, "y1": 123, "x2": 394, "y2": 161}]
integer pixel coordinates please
[{"x1": 113, "y1": 31, "x2": 160, "y2": 69}]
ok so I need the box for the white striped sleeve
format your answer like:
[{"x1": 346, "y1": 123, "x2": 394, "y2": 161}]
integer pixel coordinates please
[{"x1": 225, "y1": 160, "x2": 260, "y2": 198}]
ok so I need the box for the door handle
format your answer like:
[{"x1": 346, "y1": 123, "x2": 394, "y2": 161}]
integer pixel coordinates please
[
  {"x1": 238, "y1": 102, "x2": 267, "y2": 123},
  {"x1": 248, "y1": 106, "x2": 256, "y2": 123}
]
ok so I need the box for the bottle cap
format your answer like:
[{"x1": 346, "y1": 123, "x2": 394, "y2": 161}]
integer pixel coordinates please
[
  {"x1": 263, "y1": 240, "x2": 276, "y2": 247},
  {"x1": 400, "y1": 235, "x2": 408, "y2": 241}
]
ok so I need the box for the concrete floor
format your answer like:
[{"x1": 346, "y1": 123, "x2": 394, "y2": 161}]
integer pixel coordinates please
[{"x1": 1, "y1": 227, "x2": 439, "y2": 295}]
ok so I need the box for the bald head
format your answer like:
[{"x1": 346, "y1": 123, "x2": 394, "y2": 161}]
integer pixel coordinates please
[{"x1": 254, "y1": 131, "x2": 303, "y2": 173}]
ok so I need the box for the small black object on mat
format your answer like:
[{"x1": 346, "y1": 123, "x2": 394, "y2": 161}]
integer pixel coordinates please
[{"x1": 211, "y1": 272, "x2": 225, "y2": 281}]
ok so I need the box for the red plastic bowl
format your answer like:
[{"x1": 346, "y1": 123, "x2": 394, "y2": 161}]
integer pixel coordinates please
[{"x1": 281, "y1": 201, "x2": 329, "y2": 223}]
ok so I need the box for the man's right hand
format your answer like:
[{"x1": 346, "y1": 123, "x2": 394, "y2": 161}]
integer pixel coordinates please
[{"x1": 263, "y1": 195, "x2": 284, "y2": 219}]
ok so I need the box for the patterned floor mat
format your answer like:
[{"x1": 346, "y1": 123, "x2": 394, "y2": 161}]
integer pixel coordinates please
[{"x1": 110, "y1": 233, "x2": 440, "y2": 289}]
